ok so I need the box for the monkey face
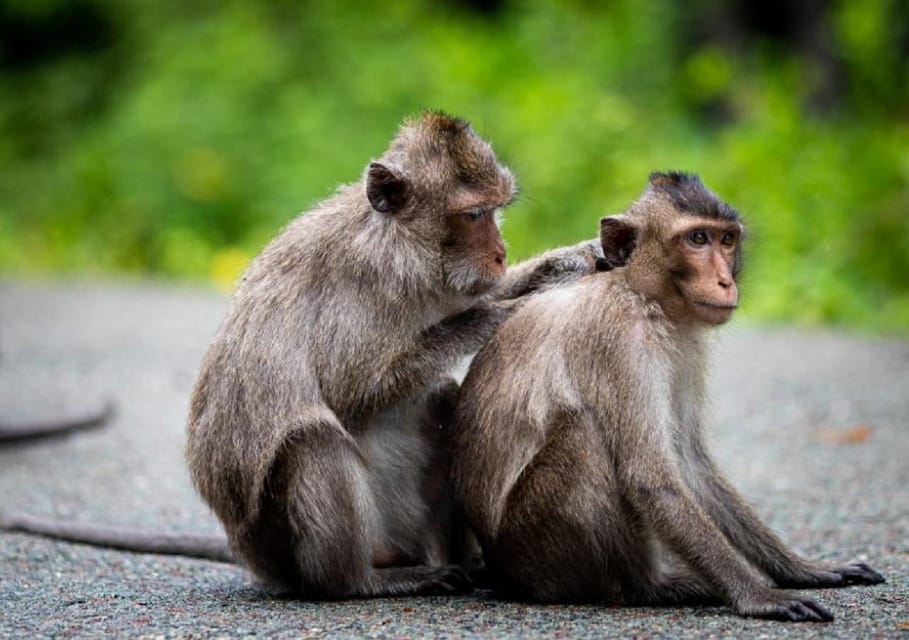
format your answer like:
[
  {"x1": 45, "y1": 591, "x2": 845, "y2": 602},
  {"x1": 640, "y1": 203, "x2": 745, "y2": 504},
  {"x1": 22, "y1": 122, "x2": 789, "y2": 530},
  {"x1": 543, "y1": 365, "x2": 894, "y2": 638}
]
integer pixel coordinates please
[
  {"x1": 441, "y1": 206, "x2": 507, "y2": 295},
  {"x1": 668, "y1": 221, "x2": 742, "y2": 325},
  {"x1": 615, "y1": 172, "x2": 745, "y2": 327},
  {"x1": 365, "y1": 112, "x2": 517, "y2": 297}
]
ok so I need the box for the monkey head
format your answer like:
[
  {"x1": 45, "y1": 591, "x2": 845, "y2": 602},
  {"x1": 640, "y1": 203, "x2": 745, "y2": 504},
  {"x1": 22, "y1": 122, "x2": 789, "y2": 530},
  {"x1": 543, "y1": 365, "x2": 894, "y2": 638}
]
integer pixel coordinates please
[
  {"x1": 599, "y1": 171, "x2": 744, "y2": 326},
  {"x1": 365, "y1": 112, "x2": 516, "y2": 297}
]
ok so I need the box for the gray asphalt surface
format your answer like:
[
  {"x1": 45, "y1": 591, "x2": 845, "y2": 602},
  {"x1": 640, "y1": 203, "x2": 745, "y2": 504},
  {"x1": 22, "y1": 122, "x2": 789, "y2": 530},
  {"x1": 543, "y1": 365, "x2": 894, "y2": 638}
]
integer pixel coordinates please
[{"x1": 0, "y1": 281, "x2": 906, "y2": 639}]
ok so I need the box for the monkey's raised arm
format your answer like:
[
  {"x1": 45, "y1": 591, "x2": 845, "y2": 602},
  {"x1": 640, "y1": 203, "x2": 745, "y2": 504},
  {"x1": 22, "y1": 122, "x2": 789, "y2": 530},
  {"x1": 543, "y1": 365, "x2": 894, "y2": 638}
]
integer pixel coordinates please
[
  {"x1": 493, "y1": 239, "x2": 603, "y2": 300},
  {"x1": 353, "y1": 299, "x2": 519, "y2": 415}
]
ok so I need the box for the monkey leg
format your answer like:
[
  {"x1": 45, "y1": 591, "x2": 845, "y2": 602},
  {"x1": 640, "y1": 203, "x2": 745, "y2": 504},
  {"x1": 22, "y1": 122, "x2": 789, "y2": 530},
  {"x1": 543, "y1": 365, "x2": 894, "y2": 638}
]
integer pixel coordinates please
[
  {"x1": 486, "y1": 411, "x2": 635, "y2": 603},
  {"x1": 418, "y1": 377, "x2": 474, "y2": 567},
  {"x1": 624, "y1": 568, "x2": 721, "y2": 607},
  {"x1": 682, "y1": 446, "x2": 885, "y2": 589},
  {"x1": 237, "y1": 421, "x2": 469, "y2": 599}
]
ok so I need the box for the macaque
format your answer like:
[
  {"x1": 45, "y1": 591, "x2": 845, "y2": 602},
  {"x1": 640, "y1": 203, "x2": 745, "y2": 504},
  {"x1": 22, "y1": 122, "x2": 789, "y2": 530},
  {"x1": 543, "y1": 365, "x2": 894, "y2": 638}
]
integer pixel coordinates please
[
  {"x1": 451, "y1": 172, "x2": 884, "y2": 621},
  {"x1": 0, "y1": 115, "x2": 599, "y2": 592},
  {"x1": 183, "y1": 112, "x2": 599, "y2": 597}
]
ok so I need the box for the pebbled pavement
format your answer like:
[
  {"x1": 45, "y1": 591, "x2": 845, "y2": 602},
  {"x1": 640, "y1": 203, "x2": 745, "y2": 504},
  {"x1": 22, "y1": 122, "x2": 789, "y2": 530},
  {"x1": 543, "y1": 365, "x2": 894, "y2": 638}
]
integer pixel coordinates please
[{"x1": 0, "y1": 281, "x2": 906, "y2": 639}]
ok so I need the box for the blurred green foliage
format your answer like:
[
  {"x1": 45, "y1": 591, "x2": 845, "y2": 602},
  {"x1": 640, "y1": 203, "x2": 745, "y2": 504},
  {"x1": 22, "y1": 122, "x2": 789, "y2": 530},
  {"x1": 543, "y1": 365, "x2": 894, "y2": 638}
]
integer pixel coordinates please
[{"x1": 1, "y1": 0, "x2": 908, "y2": 331}]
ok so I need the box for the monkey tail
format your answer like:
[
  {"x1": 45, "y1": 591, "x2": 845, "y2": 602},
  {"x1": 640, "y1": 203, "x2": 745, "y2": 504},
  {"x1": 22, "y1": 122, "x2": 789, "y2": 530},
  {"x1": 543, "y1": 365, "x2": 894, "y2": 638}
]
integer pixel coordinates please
[
  {"x1": 0, "y1": 402, "x2": 115, "y2": 442},
  {"x1": 0, "y1": 510, "x2": 233, "y2": 563}
]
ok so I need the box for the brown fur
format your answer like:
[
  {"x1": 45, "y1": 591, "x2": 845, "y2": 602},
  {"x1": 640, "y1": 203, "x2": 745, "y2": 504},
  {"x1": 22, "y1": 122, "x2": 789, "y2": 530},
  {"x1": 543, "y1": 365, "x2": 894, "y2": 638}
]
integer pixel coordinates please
[
  {"x1": 451, "y1": 172, "x2": 883, "y2": 621},
  {"x1": 185, "y1": 112, "x2": 601, "y2": 598}
]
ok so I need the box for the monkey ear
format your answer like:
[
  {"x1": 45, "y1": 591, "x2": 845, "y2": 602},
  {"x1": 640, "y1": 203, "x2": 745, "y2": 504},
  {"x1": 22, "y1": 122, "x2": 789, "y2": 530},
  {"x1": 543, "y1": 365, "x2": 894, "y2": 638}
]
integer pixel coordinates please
[
  {"x1": 366, "y1": 162, "x2": 408, "y2": 214},
  {"x1": 598, "y1": 216, "x2": 637, "y2": 270}
]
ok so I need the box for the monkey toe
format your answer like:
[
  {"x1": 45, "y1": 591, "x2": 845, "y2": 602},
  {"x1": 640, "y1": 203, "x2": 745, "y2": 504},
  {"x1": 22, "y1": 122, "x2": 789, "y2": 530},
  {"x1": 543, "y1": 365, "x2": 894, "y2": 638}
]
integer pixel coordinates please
[
  {"x1": 782, "y1": 599, "x2": 834, "y2": 623},
  {"x1": 737, "y1": 591, "x2": 834, "y2": 623},
  {"x1": 434, "y1": 565, "x2": 474, "y2": 595},
  {"x1": 410, "y1": 565, "x2": 473, "y2": 596}
]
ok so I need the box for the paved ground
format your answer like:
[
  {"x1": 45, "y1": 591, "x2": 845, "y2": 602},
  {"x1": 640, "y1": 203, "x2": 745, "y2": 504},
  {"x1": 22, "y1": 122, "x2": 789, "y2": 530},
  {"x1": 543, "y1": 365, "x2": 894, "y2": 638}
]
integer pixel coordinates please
[{"x1": 0, "y1": 281, "x2": 906, "y2": 639}]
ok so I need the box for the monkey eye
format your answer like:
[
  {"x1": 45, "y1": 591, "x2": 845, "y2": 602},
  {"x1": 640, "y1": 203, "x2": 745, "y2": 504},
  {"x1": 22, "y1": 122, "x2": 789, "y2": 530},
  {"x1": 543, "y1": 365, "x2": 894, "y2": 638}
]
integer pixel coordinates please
[
  {"x1": 721, "y1": 232, "x2": 736, "y2": 247},
  {"x1": 465, "y1": 208, "x2": 486, "y2": 221},
  {"x1": 688, "y1": 230, "x2": 709, "y2": 246}
]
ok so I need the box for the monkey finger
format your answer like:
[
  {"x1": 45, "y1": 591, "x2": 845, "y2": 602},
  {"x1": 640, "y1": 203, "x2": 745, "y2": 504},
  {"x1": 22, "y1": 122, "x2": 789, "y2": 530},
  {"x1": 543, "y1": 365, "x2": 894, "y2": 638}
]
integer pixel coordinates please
[
  {"x1": 798, "y1": 598, "x2": 835, "y2": 622},
  {"x1": 737, "y1": 590, "x2": 834, "y2": 623},
  {"x1": 806, "y1": 570, "x2": 845, "y2": 587},
  {"x1": 834, "y1": 563, "x2": 885, "y2": 585},
  {"x1": 772, "y1": 598, "x2": 834, "y2": 623}
]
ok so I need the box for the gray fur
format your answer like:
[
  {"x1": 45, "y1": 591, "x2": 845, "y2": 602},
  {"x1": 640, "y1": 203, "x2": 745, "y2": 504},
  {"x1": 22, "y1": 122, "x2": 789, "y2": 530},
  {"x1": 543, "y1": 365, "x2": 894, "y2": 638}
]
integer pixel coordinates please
[
  {"x1": 186, "y1": 112, "x2": 601, "y2": 598},
  {"x1": 451, "y1": 175, "x2": 883, "y2": 621}
]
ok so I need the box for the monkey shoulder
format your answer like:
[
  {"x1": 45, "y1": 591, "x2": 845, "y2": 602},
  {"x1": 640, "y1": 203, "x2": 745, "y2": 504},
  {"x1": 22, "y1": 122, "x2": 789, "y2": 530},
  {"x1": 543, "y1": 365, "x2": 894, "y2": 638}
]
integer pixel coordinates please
[
  {"x1": 517, "y1": 274, "x2": 652, "y2": 335},
  {"x1": 504, "y1": 274, "x2": 674, "y2": 384}
]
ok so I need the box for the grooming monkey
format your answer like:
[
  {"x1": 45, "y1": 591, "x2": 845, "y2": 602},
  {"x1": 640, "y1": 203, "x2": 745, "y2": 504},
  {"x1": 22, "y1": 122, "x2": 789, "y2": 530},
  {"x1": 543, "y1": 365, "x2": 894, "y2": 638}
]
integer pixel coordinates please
[
  {"x1": 1, "y1": 113, "x2": 601, "y2": 595},
  {"x1": 189, "y1": 112, "x2": 605, "y2": 597},
  {"x1": 451, "y1": 172, "x2": 884, "y2": 621}
]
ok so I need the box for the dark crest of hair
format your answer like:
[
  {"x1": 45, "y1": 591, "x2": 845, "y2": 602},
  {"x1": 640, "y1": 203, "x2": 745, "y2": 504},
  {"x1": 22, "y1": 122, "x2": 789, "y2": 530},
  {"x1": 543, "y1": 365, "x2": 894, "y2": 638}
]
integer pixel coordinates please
[
  {"x1": 421, "y1": 110, "x2": 471, "y2": 137},
  {"x1": 648, "y1": 171, "x2": 739, "y2": 222},
  {"x1": 419, "y1": 110, "x2": 499, "y2": 187}
]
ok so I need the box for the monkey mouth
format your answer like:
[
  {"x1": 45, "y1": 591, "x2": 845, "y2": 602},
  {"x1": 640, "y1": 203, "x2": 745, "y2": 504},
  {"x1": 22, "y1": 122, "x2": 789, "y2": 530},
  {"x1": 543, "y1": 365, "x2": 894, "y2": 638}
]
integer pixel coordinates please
[{"x1": 694, "y1": 301, "x2": 738, "y2": 311}]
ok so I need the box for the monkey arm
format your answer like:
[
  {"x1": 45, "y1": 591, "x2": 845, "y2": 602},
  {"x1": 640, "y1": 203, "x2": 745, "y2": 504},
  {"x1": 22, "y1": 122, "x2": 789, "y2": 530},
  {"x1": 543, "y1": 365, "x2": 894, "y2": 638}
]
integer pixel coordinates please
[
  {"x1": 619, "y1": 441, "x2": 762, "y2": 603},
  {"x1": 612, "y1": 383, "x2": 767, "y2": 600},
  {"x1": 493, "y1": 239, "x2": 602, "y2": 300},
  {"x1": 357, "y1": 299, "x2": 520, "y2": 414},
  {"x1": 683, "y1": 442, "x2": 885, "y2": 588},
  {"x1": 607, "y1": 373, "x2": 832, "y2": 622},
  {"x1": 619, "y1": 447, "x2": 831, "y2": 620}
]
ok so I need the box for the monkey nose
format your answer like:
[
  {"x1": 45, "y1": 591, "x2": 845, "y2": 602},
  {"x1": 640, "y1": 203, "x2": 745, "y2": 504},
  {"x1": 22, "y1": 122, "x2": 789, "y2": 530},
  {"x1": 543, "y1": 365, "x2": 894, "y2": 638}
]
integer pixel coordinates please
[
  {"x1": 717, "y1": 270, "x2": 736, "y2": 289},
  {"x1": 719, "y1": 282, "x2": 738, "y2": 305}
]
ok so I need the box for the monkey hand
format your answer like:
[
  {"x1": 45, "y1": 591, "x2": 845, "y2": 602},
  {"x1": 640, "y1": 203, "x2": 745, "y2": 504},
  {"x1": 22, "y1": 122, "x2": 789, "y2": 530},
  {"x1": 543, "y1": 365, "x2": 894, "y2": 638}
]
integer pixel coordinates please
[
  {"x1": 542, "y1": 238, "x2": 604, "y2": 280},
  {"x1": 825, "y1": 562, "x2": 886, "y2": 585},
  {"x1": 733, "y1": 587, "x2": 833, "y2": 623},
  {"x1": 483, "y1": 297, "x2": 528, "y2": 324},
  {"x1": 499, "y1": 239, "x2": 604, "y2": 299},
  {"x1": 775, "y1": 562, "x2": 885, "y2": 588}
]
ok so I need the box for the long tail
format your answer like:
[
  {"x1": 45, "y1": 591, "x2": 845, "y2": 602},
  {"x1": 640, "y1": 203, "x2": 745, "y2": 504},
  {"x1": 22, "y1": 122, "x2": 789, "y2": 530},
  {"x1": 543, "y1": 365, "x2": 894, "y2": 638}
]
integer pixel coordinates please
[
  {"x1": 0, "y1": 403, "x2": 115, "y2": 442},
  {"x1": 0, "y1": 510, "x2": 233, "y2": 563}
]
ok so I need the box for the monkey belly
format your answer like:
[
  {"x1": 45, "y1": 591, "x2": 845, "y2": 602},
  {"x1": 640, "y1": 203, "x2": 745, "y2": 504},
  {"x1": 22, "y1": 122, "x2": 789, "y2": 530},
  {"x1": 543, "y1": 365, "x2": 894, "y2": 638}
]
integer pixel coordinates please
[{"x1": 358, "y1": 396, "x2": 456, "y2": 568}]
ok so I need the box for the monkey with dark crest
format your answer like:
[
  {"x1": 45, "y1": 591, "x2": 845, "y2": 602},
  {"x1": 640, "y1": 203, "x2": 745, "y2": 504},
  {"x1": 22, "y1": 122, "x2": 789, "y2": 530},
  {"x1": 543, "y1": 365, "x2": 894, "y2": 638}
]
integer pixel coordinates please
[
  {"x1": 450, "y1": 172, "x2": 884, "y2": 621},
  {"x1": 1, "y1": 113, "x2": 601, "y2": 595}
]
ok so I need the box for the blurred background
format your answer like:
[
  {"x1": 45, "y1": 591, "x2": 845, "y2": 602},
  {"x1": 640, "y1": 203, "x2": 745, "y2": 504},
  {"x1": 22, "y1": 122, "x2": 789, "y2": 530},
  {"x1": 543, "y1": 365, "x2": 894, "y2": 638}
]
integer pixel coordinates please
[{"x1": 0, "y1": 0, "x2": 907, "y2": 331}]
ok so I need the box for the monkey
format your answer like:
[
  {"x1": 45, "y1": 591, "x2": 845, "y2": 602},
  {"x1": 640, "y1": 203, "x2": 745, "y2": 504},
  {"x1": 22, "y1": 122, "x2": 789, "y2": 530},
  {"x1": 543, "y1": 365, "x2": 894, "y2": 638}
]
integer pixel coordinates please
[
  {"x1": 1, "y1": 112, "x2": 601, "y2": 595},
  {"x1": 449, "y1": 172, "x2": 885, "y2": 622},
  {"x1": 185, "y1": 112, "x2": 604, "y2": 598}
]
